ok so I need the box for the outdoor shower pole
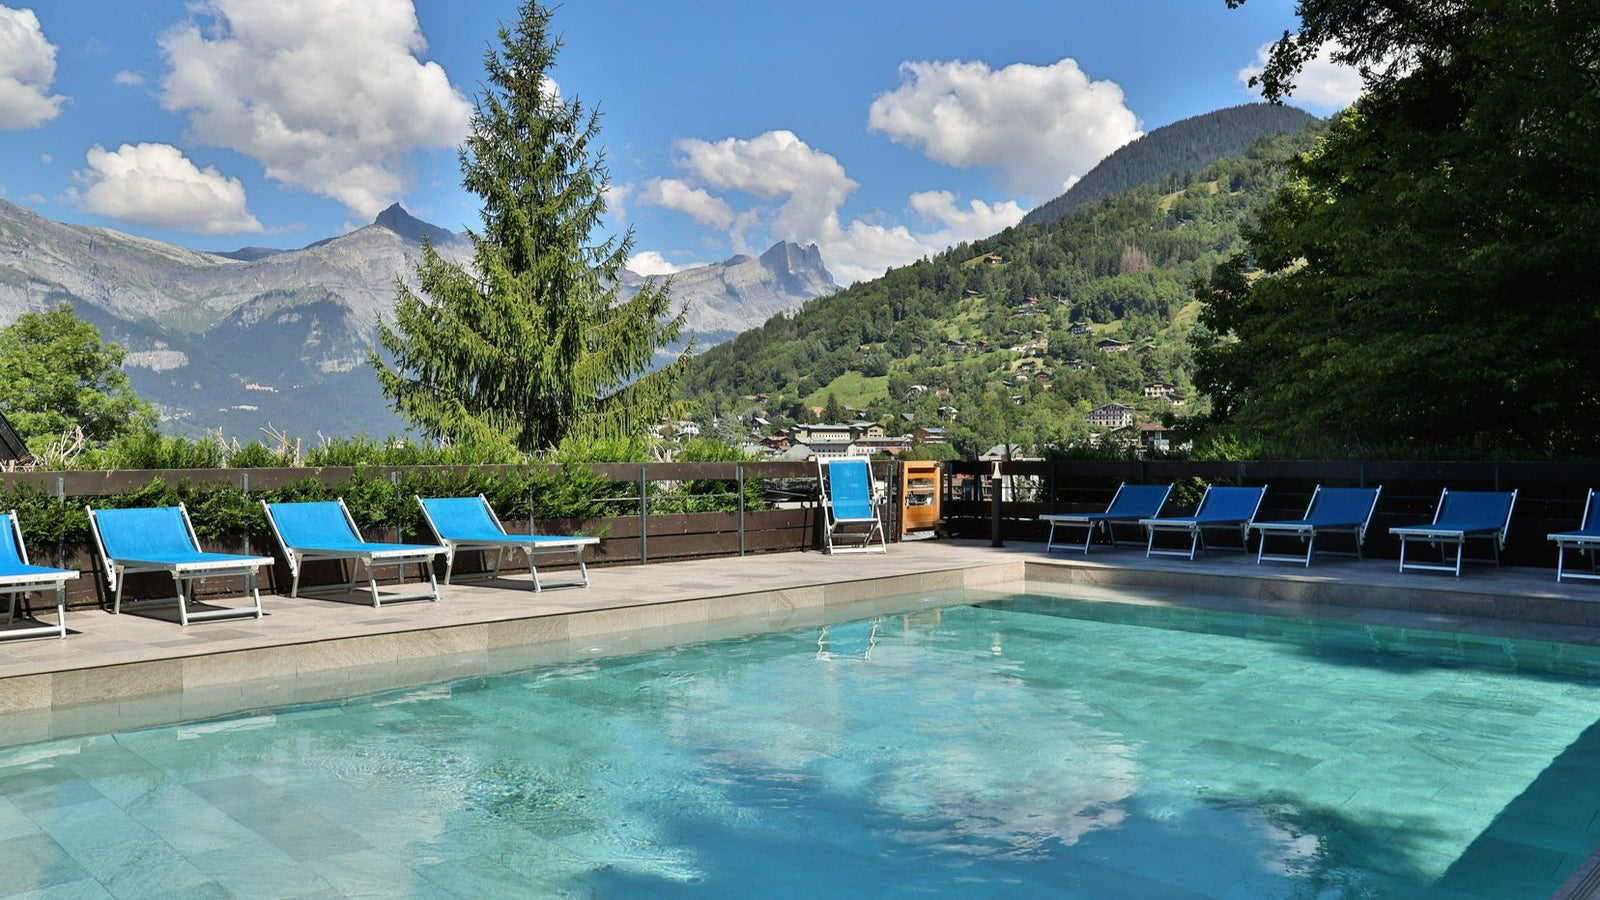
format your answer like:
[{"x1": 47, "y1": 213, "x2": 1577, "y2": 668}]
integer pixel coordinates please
[{"x1": 990, "y1": 459, "x2": 1004, "y2": 547}]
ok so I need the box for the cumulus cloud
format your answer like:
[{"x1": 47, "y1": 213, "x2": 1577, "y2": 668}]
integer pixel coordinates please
[
  {"x1": 113, "y1": 70, "x2": 146, "y2": 87},
  {"x1": 70, "y1": 142, "x2": 263, "y2": 234},
  {"x1": 1238, "y1": 42, "x2": 1364, "y2": 110},
  {"x1": 626, "y1": 251, "x2": 689, "y2": 277},
  {"x1": 0, "y1": 6, "x2": 67, "y2": 129},
  {"x1": 867, "y1": 58, "x2": 1140, "y2": 200},
  {"x1": 677, "y1": 130, "x2": 857, "y2": 245},
  {"x1": 646, "y1": 129, "x2": 1025, "y2": 284},
  {"x1": 639, "y1": 178, "x2": 736, "y2": 230},
  {"x1": 158, "y1": 0, "x2": 471, "y2": 218}
]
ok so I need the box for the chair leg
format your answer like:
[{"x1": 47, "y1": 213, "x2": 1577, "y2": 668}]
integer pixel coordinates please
[
  {"x1": 174, "y1": 574, "x2": 189, "y2": 627},
  {"x1": 576, "y1": 548, "x2": 589, "y2": 587}
]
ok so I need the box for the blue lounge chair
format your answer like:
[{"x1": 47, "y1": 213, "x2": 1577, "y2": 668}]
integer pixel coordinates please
[
  {"x1": 1139, "y1": 485, "x2": 1267, "y2": 560},
  {"x1": 818, "y1": 457, "x2": 887, "y2": 554},
  {"x1": 0, "y1": 509, "x2": 76, "y2": 641},
  {"x1": 1548, "y1": 489, "x2": 1600, "y2": 583},
  {"x1": 1041, "y1": 483, "x2": 1173, "y2": 553},
  {"x1": 262, "y1": 499, "x2": 443, "y2": 606},
  {"x1": 417, "y1": 495, "x2": 598, "y2": 589},
  {"x1": 1389, "y1": 488, "x2": 1517, "y2": 577},
  {"x1": 1252, "y1": 485, "x2": 1384, "y2": 566},
  {"x1": 87, "y1": 504, "x2": 272, "y2": 626}
]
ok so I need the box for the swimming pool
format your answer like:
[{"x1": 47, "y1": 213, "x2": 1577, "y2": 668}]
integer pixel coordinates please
[{"x1": 2, "y1": 586, "x2": 1598, "y2": 898}]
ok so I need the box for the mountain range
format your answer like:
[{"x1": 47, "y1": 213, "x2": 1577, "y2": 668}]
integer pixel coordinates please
[{"x1": 0, "y1": 199, "x2": 835, "y2": 439}]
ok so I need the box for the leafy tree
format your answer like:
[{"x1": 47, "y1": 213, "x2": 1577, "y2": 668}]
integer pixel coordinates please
[
  {"x1": 1200, "y1": 0, "x2": 1600, "y2": 455},
  {"x1": 373, "y1": 1, "x2": 687, "y2": 454},
  {"x1": 0, "y1": 304, "x2": 157, "y2": 451}
]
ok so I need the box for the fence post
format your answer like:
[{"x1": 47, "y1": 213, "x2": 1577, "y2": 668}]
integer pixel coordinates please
[
  {"x1": 737, "y1": 464, "x2": 746, "y2": 557},
  {"x1": 241, "y1": 470, "x2": 251, "y2": 555},
  {"x1": 638, "y1": 466, "x2": 649, "y2": 565},
  {"x1": 55, "y1": 474, "x2": 65, "y2": 569},
  {"x1": 391, "y1": 471, "x2": 403, "y2": 542}
]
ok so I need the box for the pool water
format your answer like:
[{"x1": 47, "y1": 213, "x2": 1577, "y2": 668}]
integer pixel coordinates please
[{"x1": 3, "y1": 589, "x2": 1600, "y2": 899}]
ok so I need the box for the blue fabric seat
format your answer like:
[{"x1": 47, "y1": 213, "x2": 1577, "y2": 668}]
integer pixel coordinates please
[
  {"x1": 1547, "y1": 489, "x2": 1600, "y2": 583},
  {"x1": 87, "y1": 505, "x2": 271, "y2": 626},
  {"x1": 417, "y1": 495, "x2": 597, "y2": 589},
  {"x1": 818, "y1": 458, "x2": 887, "y2": 554},
  {"x1": 1041, "y1": 483, "x2": 1173, "y2": 553},
  {"x1": 1139, "y1": 485, "x2": 1268, "y2": 560},
  {"x1": 0, "y1": 509, "x2": 76, "y2": 641},
  {"x1": 263, "y1": 499, "x2": 443, "y2": 606},
  {"x1": 1389, "y1": 489, "x2": 1517, "y2": 577},
  {"x1": 1253, "y1": 486, "x2": 1384, "y2": 566}
]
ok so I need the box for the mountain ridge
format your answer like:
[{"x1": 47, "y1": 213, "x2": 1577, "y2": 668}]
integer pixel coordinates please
[{"x1": 0, "y1": 200, "x2": 835, "y2": 438}]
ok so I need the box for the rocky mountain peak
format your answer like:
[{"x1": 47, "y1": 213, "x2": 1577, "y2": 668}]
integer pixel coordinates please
[{"x1": 373, "y1": 203, "x2": 465, "y2": 247}]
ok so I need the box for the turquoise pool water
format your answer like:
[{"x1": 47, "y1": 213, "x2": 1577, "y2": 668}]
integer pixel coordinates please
[{"x1": 3, "y1": 589, "x2": 1600, "y2": 898}]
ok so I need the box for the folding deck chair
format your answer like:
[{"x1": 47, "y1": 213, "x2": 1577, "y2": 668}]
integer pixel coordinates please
[
  {"x1": 1041, "y1": 482, "x2": 1173, "y2": 553},
  {"x1": 87, "y1": 504, "x2": 272, "y2": 626},
  {"x1": 0, "y1": 509, "x2": 76, "y2": 640},
  {"x1": 817, "y1": 457, "x2": 887, "y2": 554},
  {"x1": 417, "y1": 495, "x2": 598, "y2": 589},
  {"x1": 1389, "y1": 488, "x2": 1517, "y2": 577},
  {"x1": 1252, "y1": 485, "x2": 1384, "y2": 566},
  {"x1": 1139, "y1": 485, "x2": 1267, "y2": 560},
  {"x1": 1548, "y1": 489, "x2": 1600, "y2": 583},
  {"x1": 263, "y1": 499, "x2": 443, "y2": 606}
]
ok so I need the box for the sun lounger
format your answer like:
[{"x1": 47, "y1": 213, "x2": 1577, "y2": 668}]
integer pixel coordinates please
[
  {"x1": 1140, "y1": 485, "x2": 1267, "y2": 560},
  {"x1": 1253, "y1": 485, "x2": 1383, "y2": 566},
  {"x1": 1548, "y1": 489, "x2": 1600, "y2": 582},
  {"x1": 1041, "y1": 482, "x2": 1173, "y2": 553},
  {"x1": 417, "y1": 495, "x2": 598, "y2": 589},
  {"x1": 1389, "y1": 488, "x2": 1517, "y2": 577},
  {"x1": 87, "y1": 504, "x2": 272, "y2": 626},
  {"x1": 818, "y1": 457, "x2": 887, "y2": 554},
  {"x1": 262, "y1": 499, "x2": 443, "y2": 606},
  {"x1": 0, "y1": 509, "x2": 75, "y2": 640}
]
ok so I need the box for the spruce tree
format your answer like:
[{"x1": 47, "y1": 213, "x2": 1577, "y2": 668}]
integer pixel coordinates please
[{"x1": 372, "y1": 1, "x2": 686, "y2": 454}]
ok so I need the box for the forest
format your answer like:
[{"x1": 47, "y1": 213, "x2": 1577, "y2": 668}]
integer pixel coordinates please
[{"x1": 678, "y1": 125, "x2": 1323, "y2": 457}]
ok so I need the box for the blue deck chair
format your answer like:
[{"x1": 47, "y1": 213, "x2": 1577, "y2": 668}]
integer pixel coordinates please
[
  {"x1": 1041, "y1": 483, "x2": 1173, "y2": 553},
  {"x1": 818, "y1": 457, "x2": 887, "y2": 554},
  {"x1": 1389, "y1": 488, "x2": 1517, "y2": 577},
  {"x1": 1139, "y1": 485, "x2": 1267, "y2": 560},
  {"x1": 1252, "y1": 485, "x2": 1384, "y2": 566},
  {"x1": 0, "y1": 509, "x2": 76, "y2": 641},
  {"x1": 417, "y1": 495, "x2": 598, "y2": 589},
  {"x1": 1548, "y1": 489, "x2": 1600, "y2": 583},
  {"x1": 87, "y1": 504, "x2": 272, "y2": 626},
  {"x1": 262, "y1": 499, "x2": 443, "y2": 606}
]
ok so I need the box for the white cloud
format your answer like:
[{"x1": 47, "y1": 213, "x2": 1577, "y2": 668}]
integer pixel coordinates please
[
  {"x1": 70, "y1": 142, "x2": 263, "y2": 234},
  {"x1": 639, "y1": 178, "x2": 736, "y2": 230},
  {"x1": 1239, "y1": 42, "x2": 1364, "y2": 110},
  {"x1": 158, "y1": 0, "x2": 471, "y2": 218},
  {"x1": 38, "y1": 152, "x2": 49, "y2": 164},
  {"x1": 0, "y1": 6, "x2": 66, "y2": 129},
  {"x1": 648, "y1": 129, "x2": 1030, "y2": 284},
  {"x1": 677, "y1": 130, "x2": 858, "y2": 248},
  {"x1": 867, "y1": 58, "x2": 1140, "y2": 200},
  {"x1": 626, "y1": 251, "x2": 688, "y2": 277},
  {"x1": 113, "y1": 70, "x2": 146, "y2": 87}
]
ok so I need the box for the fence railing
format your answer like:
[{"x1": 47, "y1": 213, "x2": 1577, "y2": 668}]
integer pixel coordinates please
[{"x1": 1, "y1": 460, "x2": 915, "y2": 607}]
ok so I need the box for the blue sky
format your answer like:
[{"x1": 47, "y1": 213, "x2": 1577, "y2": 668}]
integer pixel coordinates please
[{"x1": 0, "y1": 0, "x2": 1358, "y2": 284}]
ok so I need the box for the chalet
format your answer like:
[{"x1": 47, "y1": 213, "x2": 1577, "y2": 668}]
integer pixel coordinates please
[
  {"x1": 1069, "y1": 322, "x2": 1093, "y2": 336},
  {"x1": 1144, "y1": 382, "x2": 1179, "y2": 400},
  {"x1": 1140, "y1": 422, "x2": 1176, "y2": 452},
  {"x1": 1087, "y1": 403, "x2": 1136, "y2": 429},
  {"x1": 936, "y1": 405, "x2": 960, "y2": 419},
  {"x1": 914, "y1": 426, "x2": 949, "y2": 444},
  {"x1": 1096, "y1": 338, "x2": 1130, "y2": 353}
]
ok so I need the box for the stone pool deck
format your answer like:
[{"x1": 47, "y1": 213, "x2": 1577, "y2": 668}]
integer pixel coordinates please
[{"x1": 3, "y1": 538, "x2": 1600, "y2": 898}]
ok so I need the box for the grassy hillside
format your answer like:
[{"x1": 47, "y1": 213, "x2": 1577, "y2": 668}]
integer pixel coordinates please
[{"x1": 679, "y1": 124, "x2": 1324, "y2": 455}]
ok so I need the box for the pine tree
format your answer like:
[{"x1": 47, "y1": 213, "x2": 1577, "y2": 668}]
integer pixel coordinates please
[{"x1": 372, "y1": 1, "x2": 687, "y2": 454}]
